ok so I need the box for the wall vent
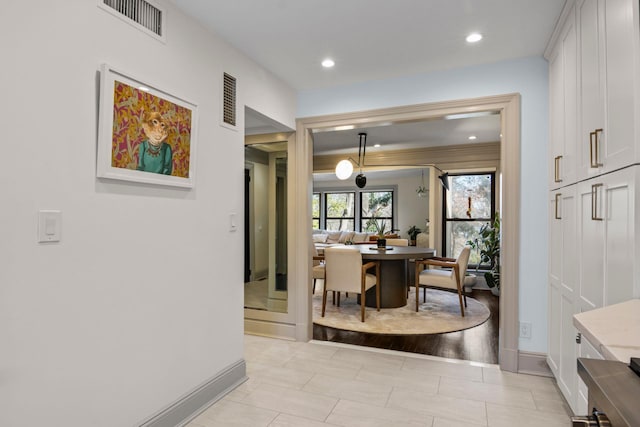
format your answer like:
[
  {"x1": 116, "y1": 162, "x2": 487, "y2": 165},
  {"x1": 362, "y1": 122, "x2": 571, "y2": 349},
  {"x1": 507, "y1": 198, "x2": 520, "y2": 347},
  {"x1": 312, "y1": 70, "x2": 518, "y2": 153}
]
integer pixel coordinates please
[
  {"x1": 100, "y1": 0, "x2": 164, "y2": 39},
  {"x1": 223, "y1": 73, "x2": 237, "y2": 127}
]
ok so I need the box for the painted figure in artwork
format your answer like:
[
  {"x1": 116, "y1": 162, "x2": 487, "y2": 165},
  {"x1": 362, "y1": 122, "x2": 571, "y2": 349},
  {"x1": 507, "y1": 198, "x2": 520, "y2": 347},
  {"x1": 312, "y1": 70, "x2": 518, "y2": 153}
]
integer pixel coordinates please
[{"x1": 137, "y1": 111, "x2": 173, "y2": 175}]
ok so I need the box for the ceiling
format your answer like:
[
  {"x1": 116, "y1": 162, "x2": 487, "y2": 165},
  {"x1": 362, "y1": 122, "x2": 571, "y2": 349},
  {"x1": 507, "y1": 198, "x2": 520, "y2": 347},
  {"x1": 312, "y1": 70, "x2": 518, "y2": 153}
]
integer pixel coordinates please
[
  {"x1": 172, "y1": 0, "x2": 564, "y2": 91},
  {"x1": 176, "y1": 1, "x2": 564, "y2": 176},
  {"x1": 311, "y1": 112, "x2": 501, "y2": 156}
]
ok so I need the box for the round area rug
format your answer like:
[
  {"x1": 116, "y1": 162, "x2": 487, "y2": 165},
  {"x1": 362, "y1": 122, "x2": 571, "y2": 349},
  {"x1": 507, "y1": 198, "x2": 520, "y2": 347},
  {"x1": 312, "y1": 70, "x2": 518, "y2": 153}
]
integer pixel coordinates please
[{"x1": 313, "y1": 287, "x2": 490, "y2": 335}]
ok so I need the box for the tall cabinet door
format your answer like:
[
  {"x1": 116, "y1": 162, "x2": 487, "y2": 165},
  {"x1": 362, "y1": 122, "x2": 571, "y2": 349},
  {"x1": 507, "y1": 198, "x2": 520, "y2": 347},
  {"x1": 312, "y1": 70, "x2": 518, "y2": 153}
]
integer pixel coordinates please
[
  {"x1": 602, "y1": 0, "x2": 638, "y2": 170},
  {"x1": 579, "y1": 0, "x2": 640, "y2": 178},
  {"x1": 577, "y1": 179, "x2": 605, "y2": 311},
  {"x1": 578, "y1": 0, "x2": 605, "y2": 178},
  {"x1": 549, "y1": 6, "x2": 578, "y2": 188},
  {"x1": 548, "y1": 187, "x2": 579, "y2": 411},
  {"x1": 578, "y1": 166, "x2": 639, "y2": 312},
  {"x1": 601, "y1": 167, "x2": 638, "y2": 305}
]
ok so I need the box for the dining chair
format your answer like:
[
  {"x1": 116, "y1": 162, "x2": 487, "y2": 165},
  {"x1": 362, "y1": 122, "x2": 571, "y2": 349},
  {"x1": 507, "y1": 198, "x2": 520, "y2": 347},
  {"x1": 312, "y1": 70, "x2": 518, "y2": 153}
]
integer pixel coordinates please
[
  {"x1": 312, "y1": 249, "x2": 325, "y2": 294},
  {"x1": 414, "y1": 246, "x2": 471, "y2": 316},
  {"x1": 385, "y1": 238, "x2": 409, "y2": 246},
  {"x1": 323, "y1": 246, "x2": 380, "y2": 322}
]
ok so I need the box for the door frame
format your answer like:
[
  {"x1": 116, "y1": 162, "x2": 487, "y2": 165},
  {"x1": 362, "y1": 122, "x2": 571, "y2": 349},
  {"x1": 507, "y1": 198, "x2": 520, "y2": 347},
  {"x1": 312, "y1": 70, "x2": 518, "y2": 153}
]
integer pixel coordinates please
[{"x1": 293, "y1": 93, "x2": 521, "y2": 372}]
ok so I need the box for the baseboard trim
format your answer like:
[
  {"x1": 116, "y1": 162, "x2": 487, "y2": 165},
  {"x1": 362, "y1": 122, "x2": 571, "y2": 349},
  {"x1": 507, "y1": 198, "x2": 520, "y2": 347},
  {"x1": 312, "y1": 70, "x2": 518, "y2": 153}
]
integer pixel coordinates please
[
  {"x1": 500, "y1": 347, "x2": 519, "y2": 372},
  {"x1": 244, "y1": 318, "x2": 297, "y2": 340},
  {"x1": 518, "y1": 351, "x2": 552, "y2": 377},
  {"x1": 138, "y1": 359, "x2": 247, "y2": 427}
]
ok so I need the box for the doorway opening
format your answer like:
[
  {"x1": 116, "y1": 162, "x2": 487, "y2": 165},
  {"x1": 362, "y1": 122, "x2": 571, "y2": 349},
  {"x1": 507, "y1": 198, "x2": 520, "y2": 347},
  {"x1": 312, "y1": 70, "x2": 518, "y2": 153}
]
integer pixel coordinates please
[{"x1": 295, "y1": 94, "x2": 520, "y2": 372}]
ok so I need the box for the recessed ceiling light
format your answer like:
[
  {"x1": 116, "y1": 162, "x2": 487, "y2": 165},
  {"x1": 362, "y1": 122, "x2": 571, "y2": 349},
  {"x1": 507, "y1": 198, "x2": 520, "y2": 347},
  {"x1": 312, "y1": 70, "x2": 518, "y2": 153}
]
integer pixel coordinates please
[
  {"x1": 468, "y1": 135, "x2": 477, "y2": 140},
  {"x1": 373, "y1": 144, "x2": 381, "y2": 148},
  {"x1": 466, "y1": 33, "x2": 483, "y2": 43},
  {"x1": 138, "y1": 86, "x2": 150, "y2": 92},
  {"x1": 321, "y1": 58, "x2": 335, "y2": 68}
]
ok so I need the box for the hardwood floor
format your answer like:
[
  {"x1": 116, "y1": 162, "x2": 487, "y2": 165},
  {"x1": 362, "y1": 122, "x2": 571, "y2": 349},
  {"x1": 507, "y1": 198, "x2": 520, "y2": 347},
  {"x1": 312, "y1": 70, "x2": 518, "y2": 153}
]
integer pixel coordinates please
[{"x1": 313, "y1": 289, "x2": 499, "y2": 364}]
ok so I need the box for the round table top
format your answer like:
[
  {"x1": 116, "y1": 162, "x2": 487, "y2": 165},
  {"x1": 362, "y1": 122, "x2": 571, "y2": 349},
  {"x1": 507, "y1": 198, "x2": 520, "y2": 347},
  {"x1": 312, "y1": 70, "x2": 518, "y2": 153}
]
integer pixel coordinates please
[{"x1": 357, "y1": 245, "x2": 436, "y2": 260}]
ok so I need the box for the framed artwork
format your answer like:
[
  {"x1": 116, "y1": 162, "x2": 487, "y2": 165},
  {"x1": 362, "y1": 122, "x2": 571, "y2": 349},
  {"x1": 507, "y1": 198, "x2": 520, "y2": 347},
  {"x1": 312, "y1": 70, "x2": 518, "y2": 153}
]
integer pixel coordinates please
[{"x1": 97, "y1": 63, "x2": 198, "y2": 188}]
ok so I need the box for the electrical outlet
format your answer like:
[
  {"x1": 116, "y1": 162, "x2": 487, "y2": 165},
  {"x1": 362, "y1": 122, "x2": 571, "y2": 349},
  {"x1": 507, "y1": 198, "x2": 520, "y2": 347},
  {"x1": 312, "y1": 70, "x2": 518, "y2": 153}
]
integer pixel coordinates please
[{"x1": 519, "y1": 322, "x2": 532, "y2": 339}]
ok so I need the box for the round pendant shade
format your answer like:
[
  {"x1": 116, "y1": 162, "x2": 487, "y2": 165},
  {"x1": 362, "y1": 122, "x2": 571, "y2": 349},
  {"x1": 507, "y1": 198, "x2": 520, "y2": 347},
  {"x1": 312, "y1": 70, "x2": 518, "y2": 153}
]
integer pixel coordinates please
[{"x1": 335, "y1": 159, "x2": 353, "y2": 180}]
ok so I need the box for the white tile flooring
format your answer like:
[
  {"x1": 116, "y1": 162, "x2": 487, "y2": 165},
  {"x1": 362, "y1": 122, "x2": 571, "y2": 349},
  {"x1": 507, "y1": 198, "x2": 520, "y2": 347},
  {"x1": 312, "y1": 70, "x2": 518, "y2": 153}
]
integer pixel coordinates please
[{"x1": 187, "y1": 335, "x2": 572, "y2": 427}]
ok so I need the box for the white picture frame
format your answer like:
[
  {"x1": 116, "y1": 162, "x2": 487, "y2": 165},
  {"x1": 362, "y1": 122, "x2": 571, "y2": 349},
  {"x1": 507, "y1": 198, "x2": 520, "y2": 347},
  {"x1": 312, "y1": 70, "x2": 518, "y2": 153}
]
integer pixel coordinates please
[{"x1": 97, "y1": 63, "x2": 198, "y2": 188}]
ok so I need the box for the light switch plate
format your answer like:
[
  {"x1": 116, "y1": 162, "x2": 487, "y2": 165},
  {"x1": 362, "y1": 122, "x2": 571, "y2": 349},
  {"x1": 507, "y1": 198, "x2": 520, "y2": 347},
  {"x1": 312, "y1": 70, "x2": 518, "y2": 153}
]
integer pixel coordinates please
[
  {"x1": 229, "y1": 212, "x2": 238, "y2": 232},
  {"x1": 38, "y1": 210, "x2": 62, "y2": 243}
]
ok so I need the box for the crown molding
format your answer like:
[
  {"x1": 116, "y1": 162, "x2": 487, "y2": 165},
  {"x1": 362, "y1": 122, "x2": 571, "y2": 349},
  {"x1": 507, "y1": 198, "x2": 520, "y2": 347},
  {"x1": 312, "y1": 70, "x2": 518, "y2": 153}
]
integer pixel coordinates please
[{"x1": 313, "y1": 141, "x2": 500, "y2": 173}]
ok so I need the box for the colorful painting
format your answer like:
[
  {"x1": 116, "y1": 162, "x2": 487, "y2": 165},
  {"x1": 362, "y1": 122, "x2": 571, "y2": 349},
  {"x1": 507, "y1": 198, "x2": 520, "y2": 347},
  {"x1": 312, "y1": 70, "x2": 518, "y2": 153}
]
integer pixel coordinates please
[
  {"x1": 111, "y1": 81, "x2": 192, "y2": 178},
  {"x1": 97, "y1": 64, "x2": 198, "y2": 188}
]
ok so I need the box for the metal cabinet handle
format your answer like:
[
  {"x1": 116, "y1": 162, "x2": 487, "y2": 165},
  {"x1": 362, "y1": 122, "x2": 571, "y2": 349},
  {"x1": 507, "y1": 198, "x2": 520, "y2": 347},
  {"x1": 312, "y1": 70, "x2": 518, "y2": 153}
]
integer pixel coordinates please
[
  {"x1": 589, "y1": 128, "x2": 604, "y2": 168},
  {"x1": 554, "y1": 193, "x2": 561, "y2": 219},
  {"x1": 591, "y1": 183, "x2": 603, "y2": 221},
  {"x1": 554, "y1": 156, "x2": 562, "y2": 182}
]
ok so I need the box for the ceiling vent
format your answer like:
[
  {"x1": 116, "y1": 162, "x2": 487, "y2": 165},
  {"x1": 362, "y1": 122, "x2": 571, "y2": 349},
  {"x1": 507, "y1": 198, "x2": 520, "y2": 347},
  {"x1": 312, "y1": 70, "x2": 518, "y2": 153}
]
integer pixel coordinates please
[
  {"x1": 100, "y1": 0, "x2": 164, "y2": 40},
  {"x1": 223, "y1": 73, "x2": 237, "y2": 127}
]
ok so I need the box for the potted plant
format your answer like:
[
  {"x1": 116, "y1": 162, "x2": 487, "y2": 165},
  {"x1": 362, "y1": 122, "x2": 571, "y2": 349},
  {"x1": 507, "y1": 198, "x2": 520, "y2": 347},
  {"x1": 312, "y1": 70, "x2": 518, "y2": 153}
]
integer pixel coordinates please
[
  {"x1": 366, "y1": 216, "x2": 388, "y2": 248},
  {"x1": 406, "y1": 225, "x2": 421, "y2": 246},
  {"x1": 467, "y1": 213, "x2": 501, "y2": 296}
]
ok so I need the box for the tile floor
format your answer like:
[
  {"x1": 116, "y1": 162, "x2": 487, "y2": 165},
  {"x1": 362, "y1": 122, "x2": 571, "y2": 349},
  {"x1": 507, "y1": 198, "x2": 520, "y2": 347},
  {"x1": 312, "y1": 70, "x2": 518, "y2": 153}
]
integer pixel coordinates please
[{"x1": 187, "y1": 335, "x2": 572, "y2": 427}]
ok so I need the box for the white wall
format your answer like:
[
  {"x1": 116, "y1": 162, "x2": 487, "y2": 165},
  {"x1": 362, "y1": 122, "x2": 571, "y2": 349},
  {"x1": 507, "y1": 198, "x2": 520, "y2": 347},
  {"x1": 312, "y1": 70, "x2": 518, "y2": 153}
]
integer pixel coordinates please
[
  {"x1": 300, "y1": 57, "x2": 549, "y2": 353},
  {"x1": 0, "y1": 1, "x2": 295, "y2": 426},
  {"x1": 314, "y1": 172, "x2": 430, "y2": 238}
]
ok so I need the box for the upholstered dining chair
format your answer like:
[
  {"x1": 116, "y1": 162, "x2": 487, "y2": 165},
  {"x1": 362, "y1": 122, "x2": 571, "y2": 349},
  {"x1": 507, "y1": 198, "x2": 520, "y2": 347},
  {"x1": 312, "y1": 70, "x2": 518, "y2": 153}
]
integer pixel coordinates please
[
  {"x1": 312, "y1": 247, "x2": 325, "y2": 294},
  {"x1": 385, "y1": 238, "x2": 409, "y2": 246},
  {"x1": 414, "y1": 246, "x2": 471, "y2": 316},
  {"x1": 323, "y1": 246, "x2": 380, "y2": 322}
]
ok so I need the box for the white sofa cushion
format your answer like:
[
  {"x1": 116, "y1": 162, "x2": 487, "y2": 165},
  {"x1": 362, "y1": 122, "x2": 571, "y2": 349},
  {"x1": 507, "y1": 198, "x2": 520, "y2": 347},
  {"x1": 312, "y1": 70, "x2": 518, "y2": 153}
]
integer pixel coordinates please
[
  {"x1": 312, "y1": 233, "x2": 328, "y2": 243},
  {"x1": 338, "y1": 231, "x2": 355, "y2": 243},
  {"x1": 326, "y1": 231, "x2": 342, "y2": 243},
  {"x1": 352, "y1": 232, "x2": 370, "y2": 243}
]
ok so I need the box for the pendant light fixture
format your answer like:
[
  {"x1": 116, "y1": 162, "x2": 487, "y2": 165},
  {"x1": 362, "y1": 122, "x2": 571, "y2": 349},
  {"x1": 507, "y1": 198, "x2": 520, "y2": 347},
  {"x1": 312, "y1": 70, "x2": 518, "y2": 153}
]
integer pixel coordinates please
[
  {"x1": 354, "y1": 132, "x2": 367, "y2": 188},
  {"x1": 334, "y1": 132, "x2": 369, "y2": 188},
  {"x1": 333, "y1": 132, "x2": 450, "y2": 191},
  {"x1": 416, "y1": 169, "x2": 428, "y2": 197}
]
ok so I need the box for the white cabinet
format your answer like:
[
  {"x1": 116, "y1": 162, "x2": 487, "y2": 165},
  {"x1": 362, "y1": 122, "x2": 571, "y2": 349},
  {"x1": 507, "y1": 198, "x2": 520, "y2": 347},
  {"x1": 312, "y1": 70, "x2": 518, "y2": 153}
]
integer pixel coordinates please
[
  {"x1": 547, "y1": 0, "x2": 640, "y2": 414},
  {"x1": 548, "y1": 187, "x2": 579, "y2": 409},
  {"x1": 576, "y1": 336, "x2": 604, "y2": 415},
  {"x1": 578, "y1": 0, "x2": 640, "y2": 178},
  {"x1": 549, "y1": 5, "x2": 578, "y2": 189},
  {"x1": 549, "y1": 165, "x2": 640, "y2": 414},
  {"x1": 578, "y1": 166, "x2": 640, "y2": 312}
]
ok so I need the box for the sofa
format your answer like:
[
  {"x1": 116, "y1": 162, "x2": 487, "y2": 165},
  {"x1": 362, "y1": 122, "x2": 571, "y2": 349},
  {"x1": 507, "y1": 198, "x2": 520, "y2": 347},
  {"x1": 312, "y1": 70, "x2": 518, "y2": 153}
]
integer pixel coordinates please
[{"x1": 312, "y1": 229, "x2": 399, "y2": 253}]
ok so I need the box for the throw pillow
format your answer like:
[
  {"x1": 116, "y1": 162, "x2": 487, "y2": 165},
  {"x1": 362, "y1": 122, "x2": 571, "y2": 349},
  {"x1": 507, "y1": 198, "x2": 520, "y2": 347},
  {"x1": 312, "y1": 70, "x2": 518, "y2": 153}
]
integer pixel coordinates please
[
  {"x1": 326, "y1": 231, "x2": 342, "y2": 243},
  {"x1": 352, "y1": 232, "x2": 369, "y2": 243},
  {"x1": 312, "y1": 233, "x2": 328, "y2": 243},
  {"x1": 338, "y1": 231, "x2": 355, "y2": 243}
]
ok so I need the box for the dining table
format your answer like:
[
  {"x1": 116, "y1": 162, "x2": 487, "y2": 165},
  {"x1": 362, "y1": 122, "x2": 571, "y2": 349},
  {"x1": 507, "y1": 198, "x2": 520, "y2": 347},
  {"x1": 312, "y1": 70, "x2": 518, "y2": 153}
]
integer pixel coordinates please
[{"x1": 357, "y1": 245, "x2": 436, "y2": 308}]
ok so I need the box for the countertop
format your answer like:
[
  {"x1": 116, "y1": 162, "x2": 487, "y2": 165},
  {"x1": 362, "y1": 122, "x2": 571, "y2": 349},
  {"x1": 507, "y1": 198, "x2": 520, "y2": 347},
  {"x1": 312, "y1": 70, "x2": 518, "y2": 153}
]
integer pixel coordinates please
[
  {"x1": 578, "y1": 358, "x2": 640, "y2": 427},
  {"x1": 573, "y1": 299, "x2": 640, "y2": 363}
]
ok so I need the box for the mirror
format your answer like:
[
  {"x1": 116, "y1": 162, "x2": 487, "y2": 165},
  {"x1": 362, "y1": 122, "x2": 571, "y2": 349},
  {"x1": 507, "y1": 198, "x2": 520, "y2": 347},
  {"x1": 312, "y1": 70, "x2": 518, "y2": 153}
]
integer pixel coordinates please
[{"x1": 244, "y1": 141, "x2": 288, "y2": 313}]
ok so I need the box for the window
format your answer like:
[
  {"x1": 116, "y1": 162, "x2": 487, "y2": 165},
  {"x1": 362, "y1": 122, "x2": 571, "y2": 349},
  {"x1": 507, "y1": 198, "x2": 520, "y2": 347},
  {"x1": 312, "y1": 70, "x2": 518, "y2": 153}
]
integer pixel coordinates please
[
  {"x1": 324, "y1": 192, "x2": 355, "y2": 231},
  {"x1": 312, "y1": 193, "x2": 320, "y2": 229},
  {"x1": 442, "y1": 173, "x2": 495, "y2": 264},
  {"x1": 314, "y1": 187, "x2": 395, "y2": 231},
  {"x1": 360, "y1": 190, "x2": 394, "y2": 234}
]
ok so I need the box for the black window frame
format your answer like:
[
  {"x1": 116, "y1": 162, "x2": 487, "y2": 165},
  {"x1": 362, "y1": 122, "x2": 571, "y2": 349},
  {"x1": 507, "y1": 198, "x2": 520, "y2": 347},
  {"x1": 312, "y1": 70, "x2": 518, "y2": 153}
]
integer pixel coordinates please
[
  {"x1": 324, "y1": 191, "x2": 356, "y2": 231},
  {"x1": 359, "y1": 190, "x2": 395, "y2": 234},
  {"x1": 441, "y1": 172, "x2": 496, "y2": 264},
  {"x1": 313, "y1": 187, "x2": 396, "y2": 232},
  {"x1": 312, "y1": 192, "x2": 321, "y2": 230}
]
